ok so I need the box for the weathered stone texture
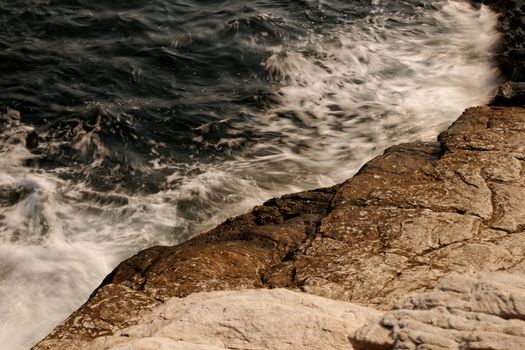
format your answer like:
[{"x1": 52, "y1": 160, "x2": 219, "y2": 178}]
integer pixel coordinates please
[
  {"x1": 354, "y1": 272, "x2": 525, "y2": 350},
  {"x1": 38, "y1": 272, "x2": 525, "y2": 350},
  {"x1": 82, "y1": 288, "x2": 380, "y2": 350},
  {"x1": 271, "y1": 107, "x2": 525, "y2": 307}
]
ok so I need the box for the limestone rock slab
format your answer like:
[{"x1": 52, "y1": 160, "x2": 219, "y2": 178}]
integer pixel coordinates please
[
  {"x1": 41, "y1": 289, "x2": 382, "y2": 350},
  {"x1": 355, "y1": 272, "x2": 525, "y2": 350}
]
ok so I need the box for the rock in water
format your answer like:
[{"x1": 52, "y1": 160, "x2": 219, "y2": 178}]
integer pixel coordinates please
[
  {"x1": 474, "y1": 0, "x2": 525, "y2": 81},
  {"x1": 491, "y1": 81, "x2": 525, "y2": 106}
]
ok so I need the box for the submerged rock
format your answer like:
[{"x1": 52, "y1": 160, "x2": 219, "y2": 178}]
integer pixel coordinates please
[{"x1": 34, "y1": 105, "x2": 525, "y2": 349}]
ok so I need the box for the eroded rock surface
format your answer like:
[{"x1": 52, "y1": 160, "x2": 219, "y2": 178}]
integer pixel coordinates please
[
  {"x1": 38, "y1": 272, "x2": 525, "y2": 350},
  {"x1": 34, "y1": 105, "x2": 525, "y2": 349},
  {"x1": 268, "y1": 106, "x2": 525, "y2": 307},
  {"x1": 355, "y1": 272, "x2": 525, "y2": 350},
  {"x1": 34, "y1": 185, "x2": 340, "y2": 347},
  {"x1": 79, "y1": 289, "x2": 380, "y2": 350}
]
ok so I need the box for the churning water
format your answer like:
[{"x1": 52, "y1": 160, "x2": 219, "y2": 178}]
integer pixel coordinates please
[{"x1": 0, "y1": 0, "x2": 500, "y2": 348}]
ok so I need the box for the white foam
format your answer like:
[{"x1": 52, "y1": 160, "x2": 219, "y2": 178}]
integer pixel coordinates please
[
  {"x1": 0, "y1": 112, "x2": 175, "y2": 348},
  {"x1": 0, "y1": 143, "x2": 269, "y2": 349},
  {"x1": 247, "y1": 0, "x2": 501, "y2": 184}
]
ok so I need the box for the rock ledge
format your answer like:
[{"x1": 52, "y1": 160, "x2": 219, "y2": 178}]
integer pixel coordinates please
[{"x1": 37, "y1": 272, "x2": 525, "y2": 350}]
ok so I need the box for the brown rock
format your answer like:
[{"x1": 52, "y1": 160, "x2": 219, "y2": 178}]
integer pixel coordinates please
[{"x1": 272, "y1": 107, "x2": 525, "y2": 307}]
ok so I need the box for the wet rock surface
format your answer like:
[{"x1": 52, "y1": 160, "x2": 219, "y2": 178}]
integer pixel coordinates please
[
  {"x1": 491, "y1": 81, "x2": 525, "y2": 106},
  {"x1": 34, "y1": 105, "x2": 525, "y2": 348},
  {"x1": 474, "y1": 0, "x2": 525, "y2": 81}
]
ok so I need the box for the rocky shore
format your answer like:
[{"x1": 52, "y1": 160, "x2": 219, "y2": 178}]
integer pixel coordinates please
[{"x1": 35, "y1": 1, "x2": 525, "y2": 349}]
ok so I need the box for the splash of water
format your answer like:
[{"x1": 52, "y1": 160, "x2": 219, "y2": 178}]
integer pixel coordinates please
[{"x1": 244, "y1": 0, "x2": 500, "y2": 184}]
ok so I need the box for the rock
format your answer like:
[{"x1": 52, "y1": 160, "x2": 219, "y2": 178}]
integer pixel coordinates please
[
  {"x1": 34, "y1": 106, "x2": 525, "y2": 349},
  {"x1": 355, "y1": 272, "x2": 525, "y2": 350},
  {"x1": 491, "y1": 81, "x2": 525, "y2": 106},
  {"x1": 96, "y1": 185, "x2": 338, "y2": 303},
  {"x1": 474, "y1": 0, "x2": 525, "y2": 81},
  {"x1": 38, "y1": 288, "x2": 381, "y2": 350},
  {"x1": 36, "y1": 284, "x2": 162, "y2": 343},
  {"x1": 267, "y1": 106, "x2": 525, "y2": 307},
  {"x1": 38, "y1": 272, "x2": 525, "y2": 350}
]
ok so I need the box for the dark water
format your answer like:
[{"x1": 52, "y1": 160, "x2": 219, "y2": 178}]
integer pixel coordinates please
[
  {"x1": 2, "y1": 0, "x2": 376, "y2": 192},
  {"x1": 0, "y1": 0, "x2": 501, "y2": 348}
]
